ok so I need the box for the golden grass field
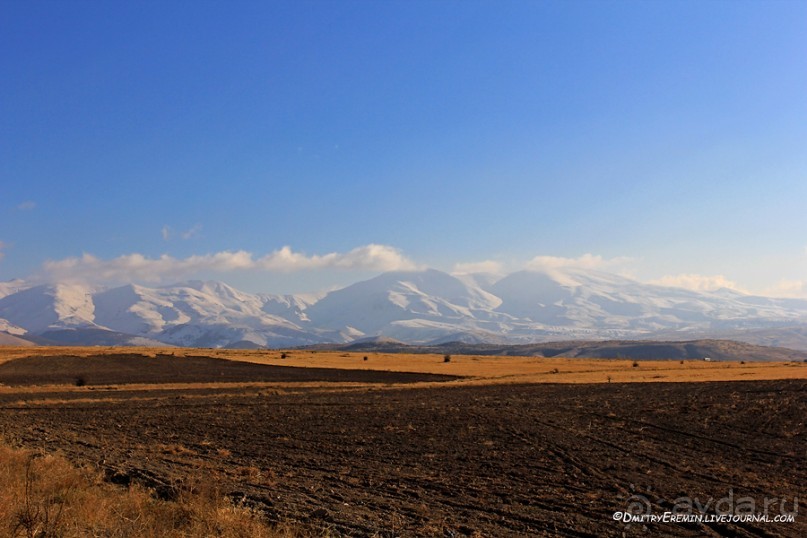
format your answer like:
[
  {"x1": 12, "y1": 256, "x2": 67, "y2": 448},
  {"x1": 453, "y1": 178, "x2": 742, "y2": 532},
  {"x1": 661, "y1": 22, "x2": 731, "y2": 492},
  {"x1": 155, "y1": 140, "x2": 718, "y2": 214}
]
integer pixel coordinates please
[{"x1": 1, "y1": 345, "x2": 805, "y2": 389}]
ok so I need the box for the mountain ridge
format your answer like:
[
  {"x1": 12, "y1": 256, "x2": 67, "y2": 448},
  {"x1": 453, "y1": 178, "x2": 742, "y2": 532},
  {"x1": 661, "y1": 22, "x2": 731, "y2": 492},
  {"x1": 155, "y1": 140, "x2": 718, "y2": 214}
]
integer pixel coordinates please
[{"x1": 2, "y1": 268, "x2": 807, "y2": 351}]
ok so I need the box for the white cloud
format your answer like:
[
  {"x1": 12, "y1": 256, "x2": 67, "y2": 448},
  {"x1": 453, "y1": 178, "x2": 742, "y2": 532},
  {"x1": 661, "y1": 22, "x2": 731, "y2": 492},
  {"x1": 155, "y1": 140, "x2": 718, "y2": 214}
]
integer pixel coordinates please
[
  {"x1": 452, "y1": 260, "x2": 505, "y2": 274},
  {"x1": 650, "y1": 273, "x2": 744, "y2": 293},
  {"x1": 38, "y1": 251, "x2": 235, "y2": 284},
  {"x1": 526, "y1": 253, "x2": 633, "y2": 271},
  {"x1": 162, "y1": 224, "x2": 202, "y2": 241},
  {"x1": 760, "y1": 279, "x2": 806, "y2": 299},
  {"x1": 257, "y1": 244, "x2": 418, "y2": 272},
  {"x1": 180, "y1": 224, "x2": 203, "y2": 240},
  {"x1": 17, "y1": 201, "x2": 36, "y2": 211},
  {"x1": 41, "y1": 244, "x2": 417, "y2": 284}
]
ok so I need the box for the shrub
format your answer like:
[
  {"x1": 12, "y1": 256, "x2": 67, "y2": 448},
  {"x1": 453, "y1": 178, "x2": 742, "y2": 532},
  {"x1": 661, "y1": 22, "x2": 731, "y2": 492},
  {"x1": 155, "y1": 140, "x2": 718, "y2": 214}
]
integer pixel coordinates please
[
  {"x1": 443, "y1": 355, "x2": 451, "y2": 363},
  {"x1": 632, "y1": 361, "x2": 639, "y2": 368},
  {"x1": 74, "y1": 376, "x2": 86, "y2": 387}
]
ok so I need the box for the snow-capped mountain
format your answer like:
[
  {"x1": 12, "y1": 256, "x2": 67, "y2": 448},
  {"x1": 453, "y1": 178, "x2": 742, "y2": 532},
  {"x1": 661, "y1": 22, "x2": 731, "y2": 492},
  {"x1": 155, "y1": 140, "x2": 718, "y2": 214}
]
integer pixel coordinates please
[
  {"x1": 91, "y1": 281, "x2": 330, "y2": 348},
  {"x1": 489, "y1": 269, "x2": 807, "y2": 333},
  {"x1": 304, "y1": 269, "x2": 507, "y2": 339},
  {"x1": 0, "y1": 283, "x2": 98, "y2": 333},
  {"x1": 2, "y1": 268, "x2": 807, "y2": 348}
]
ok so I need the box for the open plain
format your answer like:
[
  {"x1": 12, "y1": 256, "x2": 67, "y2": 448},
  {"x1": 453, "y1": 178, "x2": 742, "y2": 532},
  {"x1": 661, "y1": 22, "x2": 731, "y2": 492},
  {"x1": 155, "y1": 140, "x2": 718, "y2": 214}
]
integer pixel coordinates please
[{"x1": 0, "y1": 347, "x2": 804, "y2": 537}]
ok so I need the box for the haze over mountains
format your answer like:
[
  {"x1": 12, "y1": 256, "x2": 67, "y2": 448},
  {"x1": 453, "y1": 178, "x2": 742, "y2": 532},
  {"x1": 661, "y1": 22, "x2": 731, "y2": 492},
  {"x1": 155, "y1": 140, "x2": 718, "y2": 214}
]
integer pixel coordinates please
[{"x1": 2, "y1": 267, "x2": 807, "y2": 350}]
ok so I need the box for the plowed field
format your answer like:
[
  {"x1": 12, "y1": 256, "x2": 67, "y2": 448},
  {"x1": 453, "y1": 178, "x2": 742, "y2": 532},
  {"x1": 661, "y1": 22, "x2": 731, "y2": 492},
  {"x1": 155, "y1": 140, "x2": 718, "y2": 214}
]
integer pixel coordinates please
[{"x1": 0, "y1": 352, "x2": 803, "y2": 537}]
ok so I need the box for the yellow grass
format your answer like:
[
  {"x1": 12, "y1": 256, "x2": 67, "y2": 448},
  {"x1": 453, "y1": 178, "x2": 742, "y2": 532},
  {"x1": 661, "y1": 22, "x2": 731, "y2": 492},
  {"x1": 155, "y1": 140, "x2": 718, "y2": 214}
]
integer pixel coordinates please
[
  {"x1": 222, "y1": 349, "x2": 807, "y2": 384},
  {"x1": 0, "y1": 443, "x2": 317, "y2": 538},
  {"x1": 1, "y1": 346, "x2": 805, "y2": 389}
]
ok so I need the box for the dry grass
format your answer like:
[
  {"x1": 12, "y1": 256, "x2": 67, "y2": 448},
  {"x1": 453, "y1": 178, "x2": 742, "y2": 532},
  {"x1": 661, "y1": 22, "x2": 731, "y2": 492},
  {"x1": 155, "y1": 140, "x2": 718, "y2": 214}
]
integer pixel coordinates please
[
  {"x1": 0, "y1": 443, "x2": 314, "y2": 537},
  {"x1": 211, "y1": 349, "x2": 807, "y2": 384},
  {"x1": 1, "y1": 346, "x2": 806, "y2": 389}
]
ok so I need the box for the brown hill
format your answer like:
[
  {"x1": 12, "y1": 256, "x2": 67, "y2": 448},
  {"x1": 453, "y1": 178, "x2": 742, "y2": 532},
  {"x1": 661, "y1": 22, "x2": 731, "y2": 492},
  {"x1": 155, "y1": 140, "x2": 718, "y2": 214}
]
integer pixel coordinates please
[
  {"x1": 0, "y1": 332, "x2": 35, "y2": 347},
  {"x1": 318, "y1": 338, "x2": 807, "y2": 362}
]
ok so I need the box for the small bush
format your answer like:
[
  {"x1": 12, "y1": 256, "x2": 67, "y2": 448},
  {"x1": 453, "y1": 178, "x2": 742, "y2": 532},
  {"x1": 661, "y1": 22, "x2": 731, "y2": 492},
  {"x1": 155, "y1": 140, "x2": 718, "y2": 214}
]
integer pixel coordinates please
[
  {"x1": 74, "y1": 376, "x2": 86, "y2": 387},
  {"x1": 443, "y1": 355, "x2": 451, "y2": 363},
  {"x1": 363, "y1": 356, "x2": 368, "y2": 361},
  {"x1": 632, "y1": 361, "x2": 639, "y2": 368},
  {"x1": 280, "y1": 352, "x2": 288, "y2": 359}
]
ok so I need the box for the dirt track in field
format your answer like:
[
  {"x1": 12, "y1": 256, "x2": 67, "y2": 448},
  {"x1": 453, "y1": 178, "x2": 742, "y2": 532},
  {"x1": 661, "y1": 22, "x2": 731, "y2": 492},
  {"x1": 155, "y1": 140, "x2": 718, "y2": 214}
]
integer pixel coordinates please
[{"x1": 0, "y1": 352, "x2": 803, "y2": 537}]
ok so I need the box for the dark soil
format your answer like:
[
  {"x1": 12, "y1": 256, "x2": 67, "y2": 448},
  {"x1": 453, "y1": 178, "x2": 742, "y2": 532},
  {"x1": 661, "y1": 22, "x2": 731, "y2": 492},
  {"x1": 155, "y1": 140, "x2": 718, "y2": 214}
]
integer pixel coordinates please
[
  {"x1": 0, "y1": 357, "x2": 803, "y2": 537},
  {"x1": 0, "y1": 353, "x2": 459, "y2": 386}
]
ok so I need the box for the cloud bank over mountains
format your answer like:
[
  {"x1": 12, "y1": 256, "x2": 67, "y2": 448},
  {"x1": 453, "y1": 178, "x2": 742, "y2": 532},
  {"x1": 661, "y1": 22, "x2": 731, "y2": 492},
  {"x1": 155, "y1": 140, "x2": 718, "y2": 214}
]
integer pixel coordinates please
[
  {"x1": 38, "y1": 244, "x2": 418, "y2": 285},
  {"x1": 524, "y1": 253, "x2": 634, "y2": 271},
  {"x1": 27, "y1": 246, "x2": 746, "y2": 297},
  {"x1": 649, "y1": 273, "x2": 744, "y2": 293}
]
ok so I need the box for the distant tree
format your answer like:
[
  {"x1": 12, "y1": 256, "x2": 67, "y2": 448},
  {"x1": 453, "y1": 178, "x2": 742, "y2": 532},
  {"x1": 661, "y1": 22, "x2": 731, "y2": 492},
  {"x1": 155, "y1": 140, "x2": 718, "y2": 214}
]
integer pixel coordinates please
[{"x1": 443, "y1": 354, "x2": 451, "y2": 363}]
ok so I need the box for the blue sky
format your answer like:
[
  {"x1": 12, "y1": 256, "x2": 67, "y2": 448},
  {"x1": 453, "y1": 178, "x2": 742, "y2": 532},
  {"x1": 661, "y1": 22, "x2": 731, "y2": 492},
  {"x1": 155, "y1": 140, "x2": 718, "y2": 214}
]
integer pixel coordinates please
[{"x1": 2, "y1": 0, "x2": 806, "y2": 295}]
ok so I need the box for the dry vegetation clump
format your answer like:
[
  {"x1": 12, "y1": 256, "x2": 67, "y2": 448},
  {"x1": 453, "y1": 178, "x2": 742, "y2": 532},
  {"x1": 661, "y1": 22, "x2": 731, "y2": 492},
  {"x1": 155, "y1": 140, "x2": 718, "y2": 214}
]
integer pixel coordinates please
[{"x1": 0, "y1": 443, "x2": 303, "y2": 538}]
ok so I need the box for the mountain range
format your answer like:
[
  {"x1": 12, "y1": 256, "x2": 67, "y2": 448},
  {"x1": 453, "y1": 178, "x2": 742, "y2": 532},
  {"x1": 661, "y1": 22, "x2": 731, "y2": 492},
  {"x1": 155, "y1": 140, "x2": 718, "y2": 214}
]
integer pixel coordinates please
[{"x1": 3, "y1": 267, "x2": 807, "y2": 351}]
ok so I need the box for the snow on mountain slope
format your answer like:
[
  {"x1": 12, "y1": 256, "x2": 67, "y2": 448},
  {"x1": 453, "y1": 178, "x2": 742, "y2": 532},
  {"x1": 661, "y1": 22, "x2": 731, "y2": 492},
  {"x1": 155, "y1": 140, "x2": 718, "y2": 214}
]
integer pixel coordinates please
[
  {"x1": 0, "y1": 319, "x2": 27, "y2": 336},
  {"x1": 453, "y1": 272, "x2": 504, "y2": 296},
  {"x1": 0, "y1": 283, "x2": 98, "y2": 333},
  {"x1": 3, "y1": 267, "x2": 807, "y2": 347},
  {"x1": 95, "y1": 281, "x2": 267, "y2": 333},
  {"x1": 259, "y1": 292, "x2": 324, "y2": 324},
  {"x1": 0, "y1": 279, "x2": 28, "y2": 300},
  {"x1": 304, "y1": 269, "x2": 510, "y2": 340},
  {"x1": 491, "y1": 268, "x2": 807, "y2": 335},
  {"x1": 92, "y1": 281, "x2": 323, "y2": 347},
  {"x1": 92, "y1": 284, "x2": 182, "y2": 335}
]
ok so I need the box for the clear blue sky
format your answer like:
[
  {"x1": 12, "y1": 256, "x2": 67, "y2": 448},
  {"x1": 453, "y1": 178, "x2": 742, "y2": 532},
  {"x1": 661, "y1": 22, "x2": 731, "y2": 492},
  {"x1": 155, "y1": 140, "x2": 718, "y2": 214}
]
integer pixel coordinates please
[{"x1": 2, "y1": 0, "x2": 806, "y2": 295}]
